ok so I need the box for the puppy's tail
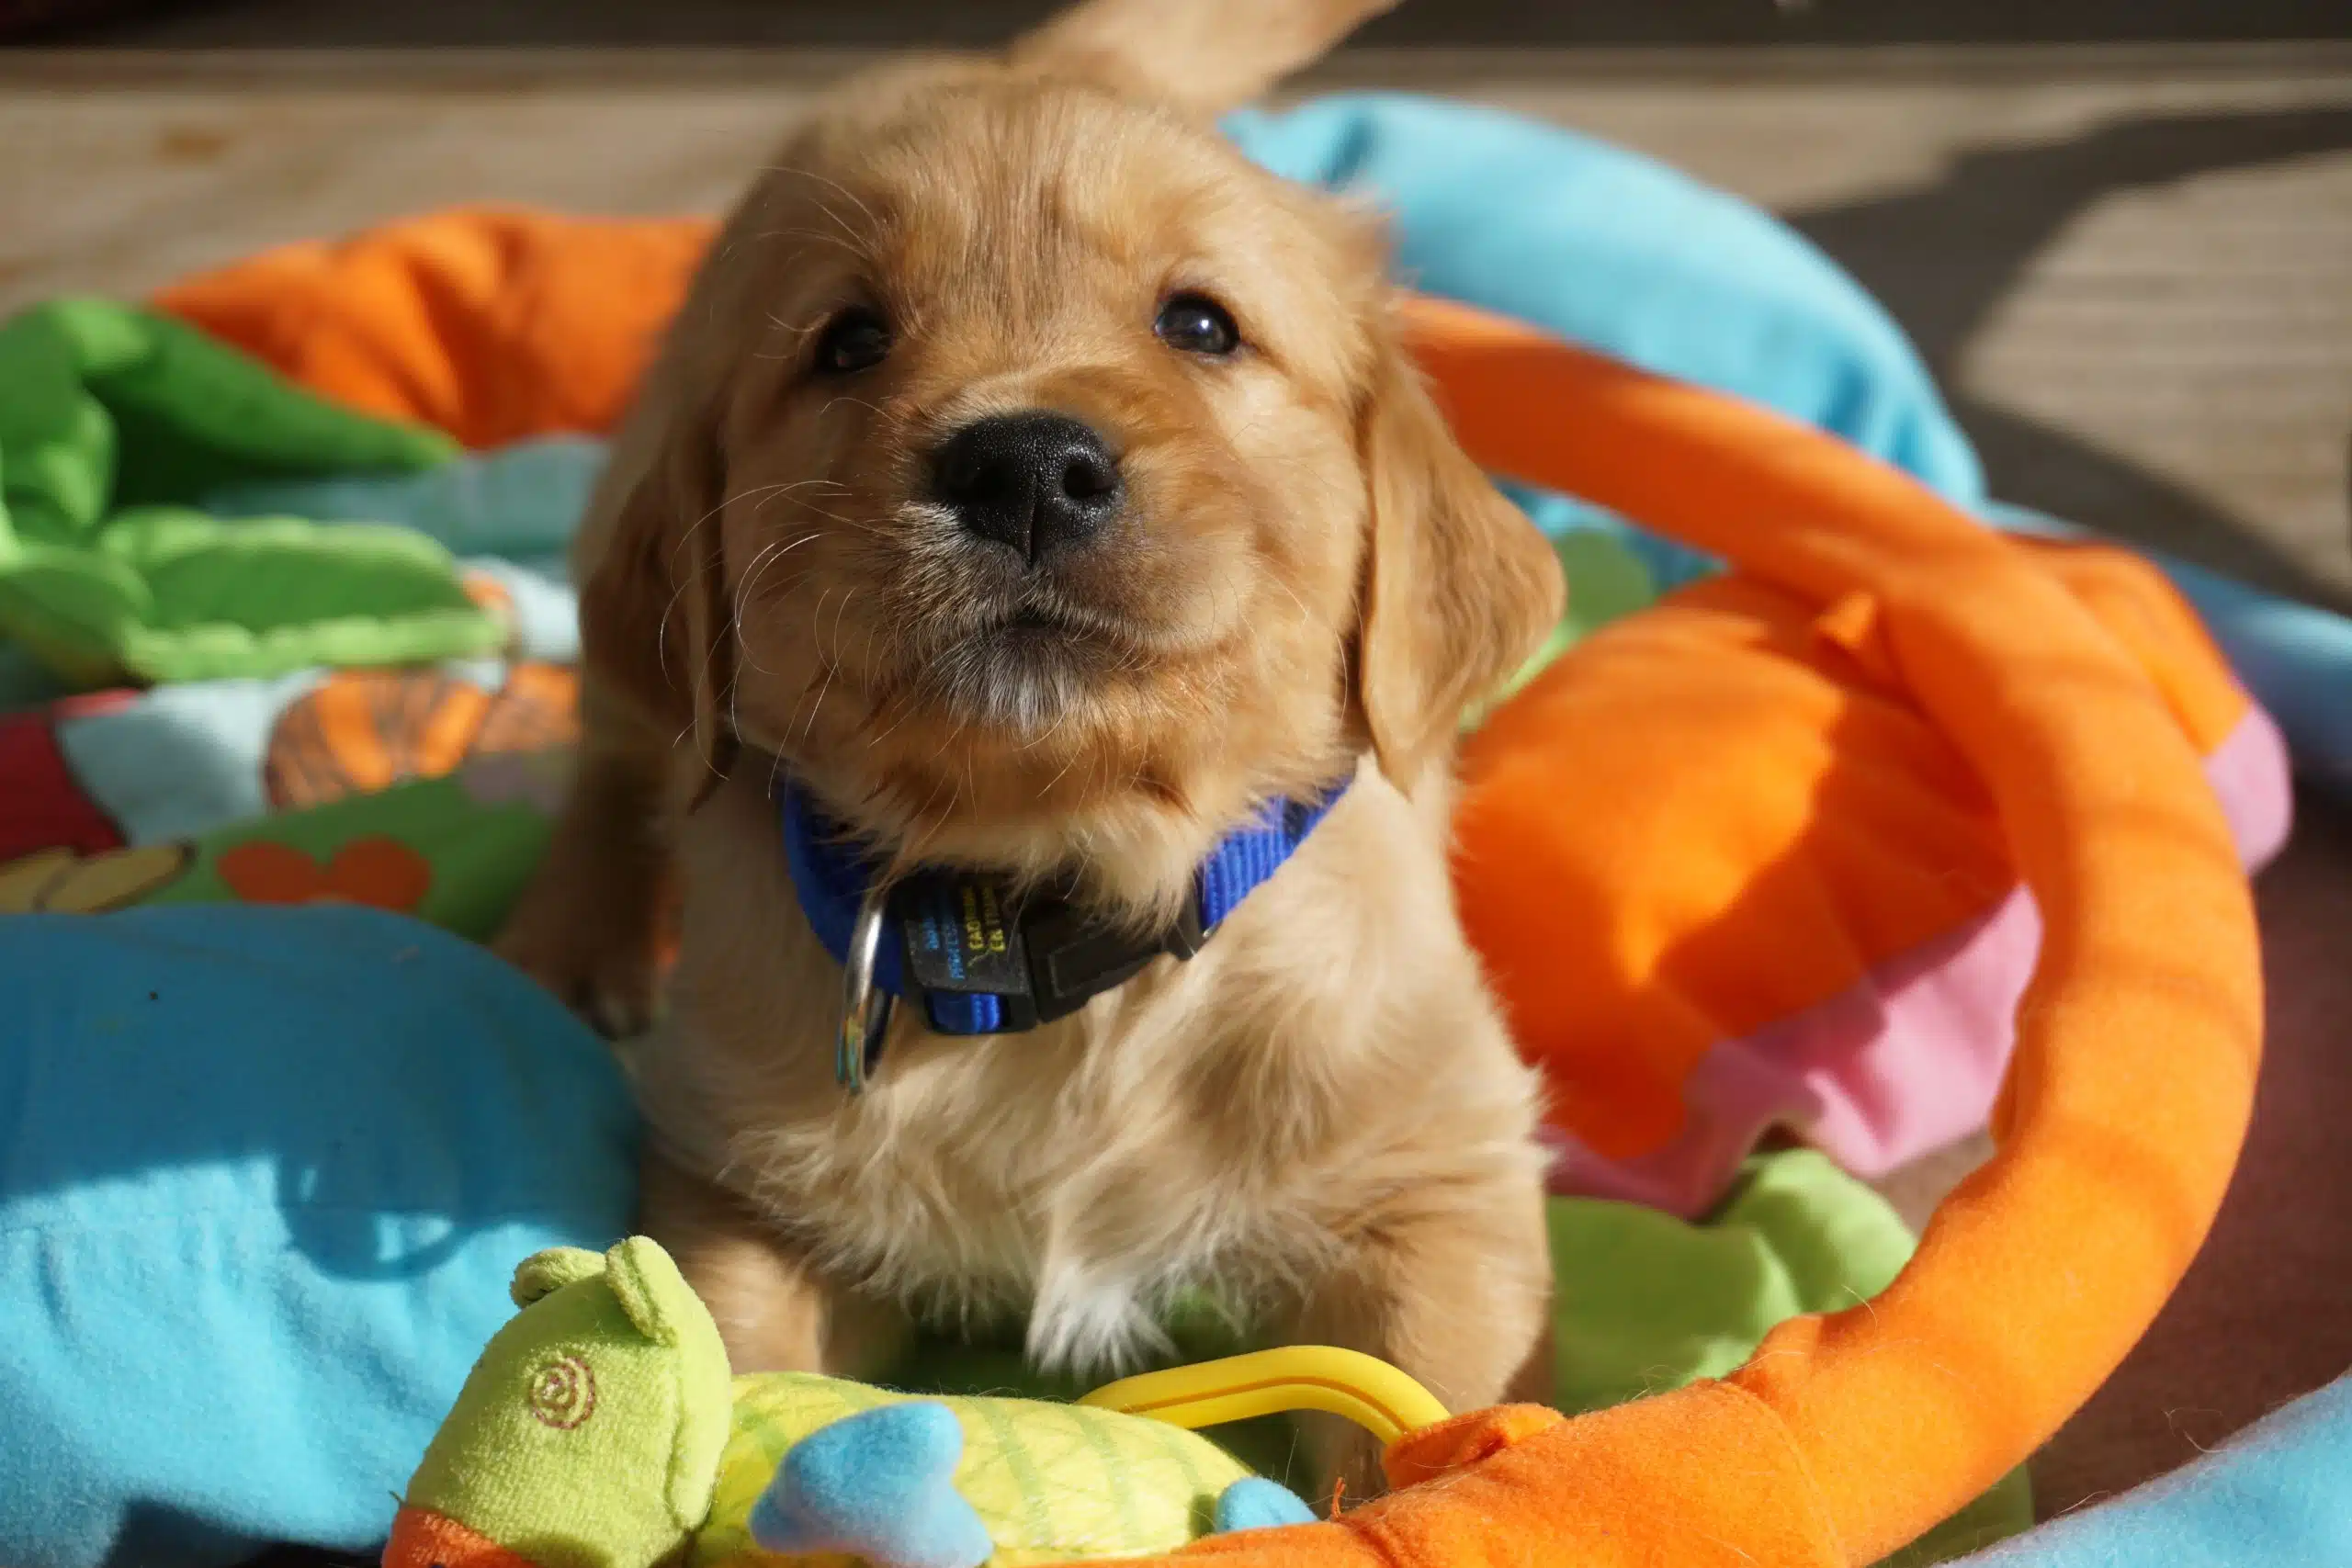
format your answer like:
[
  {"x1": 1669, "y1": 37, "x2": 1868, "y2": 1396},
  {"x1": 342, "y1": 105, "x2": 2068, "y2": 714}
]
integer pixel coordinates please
[{"x1": 1009, "y1": 0, "x2": 1400, "y2": 117}]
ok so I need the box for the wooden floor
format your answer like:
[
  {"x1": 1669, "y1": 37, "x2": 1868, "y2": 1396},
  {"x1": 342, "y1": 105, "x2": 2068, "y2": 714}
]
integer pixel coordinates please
[{"x1": 7, "y1": 34, "x2": 2350, "y2": 1529}]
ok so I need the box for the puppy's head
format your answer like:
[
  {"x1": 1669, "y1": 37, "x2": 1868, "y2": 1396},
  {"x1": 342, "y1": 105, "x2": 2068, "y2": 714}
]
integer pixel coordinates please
[{"x1": 589, "y1": 0, "x2": 1563, "y2": 909}]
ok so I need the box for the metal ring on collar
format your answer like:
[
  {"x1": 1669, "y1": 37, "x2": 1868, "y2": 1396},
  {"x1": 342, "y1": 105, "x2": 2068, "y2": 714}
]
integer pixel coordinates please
[{"x1": 837, "y1": 881, "x2": 895, "y2": 1094}]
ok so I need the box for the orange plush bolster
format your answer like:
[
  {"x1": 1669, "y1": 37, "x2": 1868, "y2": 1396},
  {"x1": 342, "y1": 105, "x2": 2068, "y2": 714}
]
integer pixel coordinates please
[
  {"x1": 2011, "y1": 535, "x2": 2248, "y2": 754},
  {"x1": 1107, "y1": 301, "x2": 2261, "y2": 1568},
  {"x1": 1404, "y1": 296, "x2": 2260, "y2": 1562},
  {"x1": 1164, "y1": 1389, "x2": 1846, "y2": 1568},
  {"x1": 153, "y1": 208, "x2": 719, "y2": 447}
]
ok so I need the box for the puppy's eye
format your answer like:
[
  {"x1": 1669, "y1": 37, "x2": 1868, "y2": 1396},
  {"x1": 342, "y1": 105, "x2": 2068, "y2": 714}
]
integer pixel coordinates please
[
  {"x1": 815, "y1": 308, "x2": 891, "y2": 374},
  {"x1": 1153, "y1": 293, "x2": 1240, "y2": 356}
]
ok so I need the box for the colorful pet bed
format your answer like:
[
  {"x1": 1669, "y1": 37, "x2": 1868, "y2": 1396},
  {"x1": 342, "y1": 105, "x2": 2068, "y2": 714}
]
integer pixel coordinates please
[{"x1": 0, "y1": 90, "x2": 2339, "y2": 1568}]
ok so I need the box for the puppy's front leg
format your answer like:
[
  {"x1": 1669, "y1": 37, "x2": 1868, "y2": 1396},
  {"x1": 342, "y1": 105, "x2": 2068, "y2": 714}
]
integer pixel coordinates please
[
  {"x1": 1289, "y1": 1179, "x2": 1555, "y2": 1503},
  {"x1": 638, "y1": 1151, "x2": 908, "y2": 1378},
  {"x1": 494, "y1": 687, "x2": 672, "y2": 1036}
]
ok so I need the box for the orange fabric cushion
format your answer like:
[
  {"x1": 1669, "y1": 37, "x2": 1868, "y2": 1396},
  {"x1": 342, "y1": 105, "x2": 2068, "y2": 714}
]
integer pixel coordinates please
[
  {"x1": 1456, "y1": 571, "x2": 2018, "y2": 1161},
  {"x1": 1455, "y1": 540, "x2": 2259, "y2": 1169},
  {"x1": 154, "y1": 209, "x2": 718, "y2": 448}
]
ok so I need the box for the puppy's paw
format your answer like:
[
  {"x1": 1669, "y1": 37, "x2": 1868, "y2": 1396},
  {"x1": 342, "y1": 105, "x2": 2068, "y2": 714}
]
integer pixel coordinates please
[{"x1": 494, "y1": 901, "x2": 660, "y2": 1038}]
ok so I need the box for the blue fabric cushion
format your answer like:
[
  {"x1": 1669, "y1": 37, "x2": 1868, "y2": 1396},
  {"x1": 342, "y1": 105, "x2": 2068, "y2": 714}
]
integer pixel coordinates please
[
  {"x1": 1227, "y1": 94, "x2": 2352, "y2": 795},
  {"x1": 1953, "y1": 1374, "x2": 2352, "y2": 1566},
  {"x1": 1227, "y1": 95, "x2": 1985, "y2": 503},
  {"x1": 0, "y1": 905, "x2": 636, "y2": 1568}
]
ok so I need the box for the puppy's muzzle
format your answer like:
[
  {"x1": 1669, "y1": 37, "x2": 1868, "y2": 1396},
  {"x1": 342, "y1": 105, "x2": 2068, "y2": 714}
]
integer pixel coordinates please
[{"x1": 932, "y1": 411, "x2": 1123, "y2": 564}]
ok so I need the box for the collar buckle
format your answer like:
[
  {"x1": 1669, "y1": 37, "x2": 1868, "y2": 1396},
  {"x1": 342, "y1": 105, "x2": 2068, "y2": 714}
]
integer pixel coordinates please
[
  {"x1": 888, "y1": 871, "x2": 1206, "y2": 1033},
  {"x1": 1018, "y1": 882, "x2": 1204, "y2": 1024}
]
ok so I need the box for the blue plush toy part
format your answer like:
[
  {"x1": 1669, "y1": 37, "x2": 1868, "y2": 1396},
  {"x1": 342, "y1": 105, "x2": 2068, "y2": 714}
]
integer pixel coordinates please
[
  {"x1": 748, "y1": 1403, "x2": 994, "y2": 1568},
  {"x1": 1212, "y1": 1479, "x2": 1319, "y2": 1535}
]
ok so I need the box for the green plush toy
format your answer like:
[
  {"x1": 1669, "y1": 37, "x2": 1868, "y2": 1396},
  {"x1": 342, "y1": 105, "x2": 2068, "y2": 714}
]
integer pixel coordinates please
[
  {"x1": 386, "y1": 1239, "x2": 1364, "y2": 1568},
  {"x1": 390, "y1": 1238, "x2": 734, "y2": 1568}
]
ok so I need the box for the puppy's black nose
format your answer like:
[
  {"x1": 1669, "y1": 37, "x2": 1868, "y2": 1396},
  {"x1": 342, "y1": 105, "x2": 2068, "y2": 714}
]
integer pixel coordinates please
[{"x1": 932, "y1": 412, "x2": 1122, "y2": 561}]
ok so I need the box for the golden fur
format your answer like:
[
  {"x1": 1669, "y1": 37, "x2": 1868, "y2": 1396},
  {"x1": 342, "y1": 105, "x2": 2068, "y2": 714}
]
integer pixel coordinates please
[{"x1": 495, "y1": 0, "x2": 1566, "y2": 1493}]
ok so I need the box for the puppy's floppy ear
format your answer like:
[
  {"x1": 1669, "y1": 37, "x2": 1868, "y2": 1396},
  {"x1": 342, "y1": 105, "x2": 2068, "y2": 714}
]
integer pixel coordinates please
[
  {"x1": 1008, "y1": 0, "x2": 1400, "y2": 116},
  {"x1": 1353, "y1": 314, "x2": 1566, "y2": 789},
  {"x1": 579, "y1": 400, "x2": 740, "y2": 802}
]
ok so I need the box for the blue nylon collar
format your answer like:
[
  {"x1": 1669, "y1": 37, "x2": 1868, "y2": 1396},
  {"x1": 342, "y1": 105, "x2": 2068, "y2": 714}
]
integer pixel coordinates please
[{"x1": 778, "y1": 776, "x2": 1349, "y2": 1037}]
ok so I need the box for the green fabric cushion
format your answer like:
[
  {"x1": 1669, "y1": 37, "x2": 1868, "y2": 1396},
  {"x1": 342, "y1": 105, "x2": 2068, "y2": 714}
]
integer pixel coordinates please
[
  {"x1": 1550, "y1": 1151, "x2": 2032, "y2": 1564},
  {"x1": 0, "y1": 299, "x2": 494, "y2": 685}
]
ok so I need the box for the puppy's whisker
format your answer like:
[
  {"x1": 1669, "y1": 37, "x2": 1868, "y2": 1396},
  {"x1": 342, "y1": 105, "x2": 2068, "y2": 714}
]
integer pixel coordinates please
[
  {"x1": 1036, "y1": 737, "x2": 1084, "y2": 798},
  {"x1": 794, "y1": 170, "x2": 882, "y2": 235},
  {"x1": 717, "y1": 479, "x2": 820, "y2": 513},
  {"x1": 699, "y1": 591, "x2": 741, "y2": 692},
  {"x1": 750, "y1": 481, "x2": 852, "y2": 515},
  {"x1": 798, "y1": 657, "x2": 843, "y2": 745},
  {"x1": 828, "y1": 586, "x2": 858, "y2": 666},
  {"x1": 1264, "y1": 572, "x2": 1312, "y2": 625},
  {"x1": 736, "y1": 633, "x2": 777, "y2": 679},
  {"x1": 735, "y1": 531, "x2": 818, "y2": 582},
  {"x1": 652, "y1": 545, "x2": 732, "y2": 704},
  {"x1": 733, "y1": 534, "x2": 822, "y2": 615},
  {"x1": 862, "y1": 693, "x2": 918, "y2": 749},
  {"x1": 751, "y1": 227, "x2": 869, "y2": 257},
  {"x1": 781, "y1": 585, "x2": 860, "y2": 746},
  {"x1": 662, "y1": 487, "x2": 747, "y2": 576},
  {"x1": 856, "y1": 614, "x2": 885, "y2": 713},
  {"x1": 784, "y1": 498, "x2": 869, "y2": 530},
  {"x1": 1017, "y1": 695, "x2": 1076, "y2": 755}
]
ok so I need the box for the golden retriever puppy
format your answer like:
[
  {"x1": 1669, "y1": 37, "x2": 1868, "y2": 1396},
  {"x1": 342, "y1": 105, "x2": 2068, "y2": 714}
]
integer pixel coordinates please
[{"x1": 494, "y1": 0, "x2": 1565, "y2": 1493}]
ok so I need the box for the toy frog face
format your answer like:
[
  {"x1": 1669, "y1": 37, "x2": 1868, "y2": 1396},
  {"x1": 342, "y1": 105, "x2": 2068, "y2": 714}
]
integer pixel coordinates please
[{"x1": 385, "y1": 1239, "x2": 733, "y2": 1568}]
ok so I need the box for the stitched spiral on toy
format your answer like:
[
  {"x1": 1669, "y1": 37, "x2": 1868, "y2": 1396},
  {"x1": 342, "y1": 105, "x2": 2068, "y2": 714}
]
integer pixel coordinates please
[{"x1": 526, "y1": 1355, "x2": 597, "y2": 1429}]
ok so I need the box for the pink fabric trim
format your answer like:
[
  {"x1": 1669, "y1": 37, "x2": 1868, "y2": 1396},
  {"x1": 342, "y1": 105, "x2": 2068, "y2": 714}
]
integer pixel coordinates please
[
  {"x1": 2206, "y1": 700, "x2": 2294, "y2": 870},
  {"x1": 1547, "y1": 701, "x2": 2294, "y2": 1217}
]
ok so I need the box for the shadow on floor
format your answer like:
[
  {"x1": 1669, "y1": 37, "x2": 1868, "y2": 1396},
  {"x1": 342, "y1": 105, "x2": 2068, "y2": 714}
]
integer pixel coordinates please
[
  {"x1": 2031, "y1": 783, "x2": 2352, "y2": 1513},
  {"x1": 1789, "y1": 103, "x2": 2352, "y2": 612}
]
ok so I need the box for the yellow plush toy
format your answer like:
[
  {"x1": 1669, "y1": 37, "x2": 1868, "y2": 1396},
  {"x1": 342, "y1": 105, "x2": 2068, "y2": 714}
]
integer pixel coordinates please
[{"x1": 385, "y1": 1238, "x2": 1448, "y2": 1568}]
